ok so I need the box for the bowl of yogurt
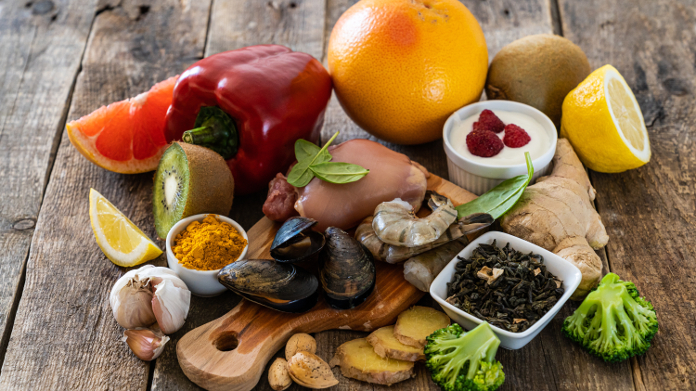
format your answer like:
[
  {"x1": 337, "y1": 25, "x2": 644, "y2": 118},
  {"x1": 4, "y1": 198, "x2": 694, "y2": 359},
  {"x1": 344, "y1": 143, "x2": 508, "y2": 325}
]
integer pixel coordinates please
[{"x1": 443, "y1": 100, "x2": 557, "y2": 195}]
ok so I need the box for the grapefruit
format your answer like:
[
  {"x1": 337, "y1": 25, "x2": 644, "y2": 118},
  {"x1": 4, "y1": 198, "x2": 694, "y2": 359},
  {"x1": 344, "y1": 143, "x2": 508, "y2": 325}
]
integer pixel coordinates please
[
  {"x1": 328, "y1": 0, "x2": 488, "y2": 145},
  {"x1": 67, "y1": 76, "x2": 178, "y2": 173}
]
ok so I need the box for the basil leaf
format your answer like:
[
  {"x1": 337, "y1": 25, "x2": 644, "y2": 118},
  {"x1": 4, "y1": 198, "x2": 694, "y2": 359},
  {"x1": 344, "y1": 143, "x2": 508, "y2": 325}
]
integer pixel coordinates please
[
  {"x1": 455, "y1": 152, "x2": 534, "y2": 220},
  {"x1": 287, "y1": 132, "x2": 339, "y2": 187},
  {"x1": 309, "y1": 162, "x2": 370, "y2": 184},
  {"x1": 295, "y1": 139, "x2": 331, "y2": 164}
]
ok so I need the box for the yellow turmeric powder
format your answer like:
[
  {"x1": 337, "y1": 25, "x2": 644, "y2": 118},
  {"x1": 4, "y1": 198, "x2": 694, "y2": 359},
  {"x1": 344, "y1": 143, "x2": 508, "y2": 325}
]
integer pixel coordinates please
[{"x1": 173, "y1": 215, "x2": 248, "y2": 271}]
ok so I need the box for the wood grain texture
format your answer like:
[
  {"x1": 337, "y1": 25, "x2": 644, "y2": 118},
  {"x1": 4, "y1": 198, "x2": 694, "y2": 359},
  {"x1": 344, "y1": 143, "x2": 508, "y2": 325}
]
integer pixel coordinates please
[
  {"x1": 150, "y1": 1, "x2": 330, "y2": 390},
  {"x1": 0, "y1": 0, "x2": 211, "y2": 389},
  {"x1": 320, "y1": 1, "x2": 634, "y2": 391},
  {"x1": 176, "y1": 221, "x2": 425, "y2": 391},
  {"x1": 0, "y1": 0, "x2": 97, "y2": 362},
  {"x1": 175, "y1": 174, "x2": 474, "y2": 391},
  {"x1": 560, "y1": 0, "x2": 696, "y2": 389}
]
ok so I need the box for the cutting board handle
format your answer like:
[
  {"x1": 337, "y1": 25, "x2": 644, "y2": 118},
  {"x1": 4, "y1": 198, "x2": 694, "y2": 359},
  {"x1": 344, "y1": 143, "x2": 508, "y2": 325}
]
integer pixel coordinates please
[{"x1": 177, "y1": 299, "x2": 302, "y2": 391}]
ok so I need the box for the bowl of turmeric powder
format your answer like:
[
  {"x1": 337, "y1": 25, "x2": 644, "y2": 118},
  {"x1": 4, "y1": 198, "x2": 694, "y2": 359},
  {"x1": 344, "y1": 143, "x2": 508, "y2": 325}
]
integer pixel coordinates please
[{"x1": 166, "y1": 214, "x2": 249, "y2": 297}]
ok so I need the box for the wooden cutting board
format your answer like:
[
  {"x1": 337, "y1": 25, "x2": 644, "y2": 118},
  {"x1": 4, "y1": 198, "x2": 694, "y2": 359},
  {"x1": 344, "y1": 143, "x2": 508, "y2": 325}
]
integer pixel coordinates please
[{"x1": 176, "y1": 174, "x2": 476, "y2": 391}]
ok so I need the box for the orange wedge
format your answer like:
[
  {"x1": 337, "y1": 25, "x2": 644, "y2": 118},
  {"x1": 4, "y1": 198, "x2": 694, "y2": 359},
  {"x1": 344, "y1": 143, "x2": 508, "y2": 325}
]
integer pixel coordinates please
[{"x1": 67, "y1": 76, "x2": 178, "y2": 173}]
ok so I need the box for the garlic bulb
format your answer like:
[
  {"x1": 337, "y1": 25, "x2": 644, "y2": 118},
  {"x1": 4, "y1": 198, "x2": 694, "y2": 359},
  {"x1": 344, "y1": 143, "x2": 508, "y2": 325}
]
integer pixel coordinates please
[
  {"x1": 110, "y1": 265, "x2": 190, "y2": 333},
  {"x1": 123, "y1": 325, "x2": 170, "y2": 361}
]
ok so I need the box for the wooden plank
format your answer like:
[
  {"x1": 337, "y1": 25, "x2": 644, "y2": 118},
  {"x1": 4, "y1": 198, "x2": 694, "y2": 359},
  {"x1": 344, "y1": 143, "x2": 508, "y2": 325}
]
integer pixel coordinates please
[
  {"x1": 0, "y1": 0, "x2": 211, "y2": 389},
  {"x1": 0, "y1": 0, "x2": 98, "y2": 363},
  {"x1": 150, "y1": 1, "x2": 328, "y2": 390},
  {"x1": 559, "y1": 0, "x2": 696, "y2": 390},
  {"x1": 320, "y1": 1, "x2": 628, "y2": 391}
]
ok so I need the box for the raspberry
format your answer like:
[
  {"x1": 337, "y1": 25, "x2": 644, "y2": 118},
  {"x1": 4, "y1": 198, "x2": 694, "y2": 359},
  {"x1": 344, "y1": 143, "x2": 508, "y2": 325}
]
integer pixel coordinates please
[
  {"x1": 503, "y1": 124, "x2": 531, "y2": 148},
  {"x1": 466, "y1": 130, "x2": 504, "y2": 157},
  {"x1": 473, "y1": 109, "x2": 505, "y2": 133}
]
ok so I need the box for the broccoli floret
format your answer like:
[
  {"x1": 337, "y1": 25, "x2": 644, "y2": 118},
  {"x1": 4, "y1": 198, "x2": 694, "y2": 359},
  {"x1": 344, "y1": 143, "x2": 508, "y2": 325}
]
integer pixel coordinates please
[
  {"x1": 424, "y1": 322, "x2": 505, "y2": 391},
  {"x1": 563, "y1": 272, "x2": 658, "y2": 362}
]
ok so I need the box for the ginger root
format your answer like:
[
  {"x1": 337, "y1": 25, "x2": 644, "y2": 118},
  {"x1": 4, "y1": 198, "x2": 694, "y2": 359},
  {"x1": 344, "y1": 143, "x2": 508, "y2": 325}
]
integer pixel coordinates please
[
  {"x1": 329, "y1": 338, "x2": 414, "y2": 386},
  {"x1": 501, "y1": 138, "x2": 608, "y2": 299}
]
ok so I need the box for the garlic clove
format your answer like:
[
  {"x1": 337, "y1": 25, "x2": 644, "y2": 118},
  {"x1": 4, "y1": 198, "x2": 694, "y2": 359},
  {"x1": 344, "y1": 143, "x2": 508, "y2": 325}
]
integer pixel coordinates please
[
  {"x1": 123, "y1": 325, "x2": 170, "y2": 361},
  {"x1": 151, "y1": 278, "x2": 191, "y2": 334},
  {"x1": 110, "y1": 271, "x2": 157, "y2": 329}
]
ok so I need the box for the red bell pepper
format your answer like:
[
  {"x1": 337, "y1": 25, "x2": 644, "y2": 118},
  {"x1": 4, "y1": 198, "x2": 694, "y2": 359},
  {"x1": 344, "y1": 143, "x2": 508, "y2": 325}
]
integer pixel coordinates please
[{"x1": 164, "y1": 45, "x2": 332, "y2": 195}]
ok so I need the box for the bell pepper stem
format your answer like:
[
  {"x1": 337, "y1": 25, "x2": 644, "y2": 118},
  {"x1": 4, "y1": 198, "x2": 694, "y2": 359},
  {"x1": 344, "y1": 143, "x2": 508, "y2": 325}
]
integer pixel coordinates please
[
  {"x1": 181, "y1": 106, "x2": 238, "y2": 160},
  {"x1": 182, "y1": 126, "x2": 226, "y2": 145}
]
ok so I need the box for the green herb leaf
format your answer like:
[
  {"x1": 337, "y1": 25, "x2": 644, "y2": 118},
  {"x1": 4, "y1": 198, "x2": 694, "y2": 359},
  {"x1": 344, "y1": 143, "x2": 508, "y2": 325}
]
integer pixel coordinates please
[
  {"x1": 287, "y1": 132, "x2": 340, "y2": 187},
  {"x1": 294, "y1": 139, "x2": 332, "y2": 164},
  {"x1": 309, "y1": 162, "x2": 370, "y2": 184},
  {"x1": 455, "y1": 152, "x2": 534, "y2": 220}
]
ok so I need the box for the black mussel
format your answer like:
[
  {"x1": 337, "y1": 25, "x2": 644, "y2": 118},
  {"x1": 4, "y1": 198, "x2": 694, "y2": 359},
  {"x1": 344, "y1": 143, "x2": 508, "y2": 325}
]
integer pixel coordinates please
[
  {"x1": 319, "y1": 227, "x2": 376, "y2": 310},
  {"x1": 217, "y1": 259, "x2": 319, "y2": 313},
  {"x1": 271, "y1": 217, "x2": 326, "y2": 262}
]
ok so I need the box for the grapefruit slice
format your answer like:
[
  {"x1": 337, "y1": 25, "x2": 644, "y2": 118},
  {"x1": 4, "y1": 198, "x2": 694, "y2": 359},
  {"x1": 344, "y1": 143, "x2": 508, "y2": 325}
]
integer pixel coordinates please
[{"x1": 67, "y1": 76, "x2": 178, "y2": 173}]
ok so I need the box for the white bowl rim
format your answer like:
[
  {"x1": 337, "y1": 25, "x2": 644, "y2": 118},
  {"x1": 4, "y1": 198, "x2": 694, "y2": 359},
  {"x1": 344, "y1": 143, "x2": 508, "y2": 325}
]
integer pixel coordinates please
[
  {"x1": 430, "y1": 231, "x2": 582, "y2": 339},
  {"x1": 442, "y1": 100, "x2": 558, "y2": 179},
  {"x1": 165, "y1": 213, "x2": 249, "y2": 275}
]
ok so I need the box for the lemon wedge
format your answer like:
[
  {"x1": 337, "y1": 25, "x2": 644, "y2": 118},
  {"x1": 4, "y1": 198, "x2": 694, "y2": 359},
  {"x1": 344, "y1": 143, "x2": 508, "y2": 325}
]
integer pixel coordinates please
[
  {"x1": 89, "y1": 189, "x2": 162, "y2": 267},
  {"x1": 561, "y1": 64, "x2": 650, "y2": 173}
]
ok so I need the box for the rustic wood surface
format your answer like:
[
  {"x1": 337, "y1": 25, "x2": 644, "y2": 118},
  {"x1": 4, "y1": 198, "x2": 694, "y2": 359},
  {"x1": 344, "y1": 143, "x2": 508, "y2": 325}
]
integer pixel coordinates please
[
  {"x1": 0, "y1": 0, "x2": 692, "y2": 390},
  {"x1": 175, "y1": 174, "x2": 476, "y2": 391}
]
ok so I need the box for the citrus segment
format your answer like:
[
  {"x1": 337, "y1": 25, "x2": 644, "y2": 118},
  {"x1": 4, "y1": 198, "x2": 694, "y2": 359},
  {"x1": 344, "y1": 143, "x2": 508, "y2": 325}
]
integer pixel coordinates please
[
  {"x1": 89, "y1": 189, "x2": 162, "y2": 267},
  {"x1": 561, "y1": 65, "x2": 650, "y2": 173},
  {"x1": 607, "y1": 77, "x2": 646, "y2": 151},
  {"x1": 67, "y1": 76, "x2": 178, "y2": 173}
]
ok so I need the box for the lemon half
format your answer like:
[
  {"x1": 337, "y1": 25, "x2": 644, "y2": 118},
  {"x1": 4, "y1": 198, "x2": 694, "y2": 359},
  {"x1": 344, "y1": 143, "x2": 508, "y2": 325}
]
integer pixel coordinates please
[
  {"x1": 561, "y1": 64, "x2": 650, "y2": 173},
  {"x1": 89, "y1": 189, "x2": 162, "y2": 267}
]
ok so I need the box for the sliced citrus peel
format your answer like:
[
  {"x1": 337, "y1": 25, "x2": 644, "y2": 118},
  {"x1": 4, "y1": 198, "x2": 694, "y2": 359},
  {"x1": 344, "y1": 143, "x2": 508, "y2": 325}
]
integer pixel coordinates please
[
  {"x1": 89, "y1": 189, "x2": 162, "y2": 267},
  {"x1": 67, "y1": 76, "x2": 178, "y2": 174}
]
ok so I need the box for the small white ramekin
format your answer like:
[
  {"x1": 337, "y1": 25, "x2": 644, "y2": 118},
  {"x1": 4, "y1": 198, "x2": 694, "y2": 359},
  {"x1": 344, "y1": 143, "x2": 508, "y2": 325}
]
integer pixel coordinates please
[
  {"x1": 443, "y1": 101, "x2": 558, "y2": 195},
  {"x1": 166, "y1": 214, "x2": 248, "y2": 297},
  {"x1": 430, "y1": 231, "x2": 581, "y2": 350}
]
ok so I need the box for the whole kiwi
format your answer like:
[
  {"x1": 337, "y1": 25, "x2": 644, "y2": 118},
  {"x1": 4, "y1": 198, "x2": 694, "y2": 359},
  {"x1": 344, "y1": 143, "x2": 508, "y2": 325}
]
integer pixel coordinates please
[
  {"x1": 153, "y1": 142, "x2": 235, "y2": 239},
  {"x1": 485, "y1": 34, "x2": 591, "y2": 128}
]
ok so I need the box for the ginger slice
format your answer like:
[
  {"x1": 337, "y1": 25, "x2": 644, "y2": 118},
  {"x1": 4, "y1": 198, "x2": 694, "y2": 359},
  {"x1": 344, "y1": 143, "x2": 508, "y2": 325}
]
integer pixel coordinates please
[
  {"x1": 393, "y1": 306, "x2": 450, "y2": 349},
  {"x1": 329, "y1": 338, "x2": 414, "y2": 386},
  {"x1": 366, "y1": 326, "x2": 425, "y2": 362}
]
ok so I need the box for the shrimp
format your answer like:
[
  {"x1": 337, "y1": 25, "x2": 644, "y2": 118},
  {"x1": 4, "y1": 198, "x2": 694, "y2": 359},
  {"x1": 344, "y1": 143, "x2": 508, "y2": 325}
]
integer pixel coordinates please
[
  {"x1": 357, "y1": 213, "x2": 493, "y2": 263},
  {"x1": 372, "y1": 191, "x2": 458, "y2": 247}
]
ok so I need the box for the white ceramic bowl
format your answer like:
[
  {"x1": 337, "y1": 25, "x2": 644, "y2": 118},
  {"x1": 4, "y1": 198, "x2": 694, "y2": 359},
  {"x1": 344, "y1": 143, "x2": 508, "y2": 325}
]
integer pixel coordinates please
[
  {"x1": 166, "y1": 214, "x2": 249, "y2": 297},
  {"x1": 430, "y1": 231, "x2": 581, "y2": 350},
  {"x1": 443, "y1": 100, "x2": 558, "y2": 195}
]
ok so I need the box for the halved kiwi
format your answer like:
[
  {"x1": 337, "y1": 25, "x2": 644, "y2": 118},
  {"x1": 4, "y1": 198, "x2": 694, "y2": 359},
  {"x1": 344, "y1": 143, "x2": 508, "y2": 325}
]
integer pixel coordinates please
[{"x1": 153, "y1": 142, "x2": 234, "y2": 239}]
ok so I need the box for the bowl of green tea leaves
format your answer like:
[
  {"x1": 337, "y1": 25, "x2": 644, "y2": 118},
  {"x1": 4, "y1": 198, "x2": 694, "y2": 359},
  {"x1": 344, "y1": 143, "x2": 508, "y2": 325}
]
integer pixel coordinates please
[{"x1": 430, "y1": 231, "x2": 581, "y2": 349}]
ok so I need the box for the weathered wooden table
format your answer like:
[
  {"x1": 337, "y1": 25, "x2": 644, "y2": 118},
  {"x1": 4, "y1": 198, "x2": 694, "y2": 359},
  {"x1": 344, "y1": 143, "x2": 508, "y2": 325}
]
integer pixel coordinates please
[{"x1": 0, "y1": 0, "x2": 693, "y2": 389}]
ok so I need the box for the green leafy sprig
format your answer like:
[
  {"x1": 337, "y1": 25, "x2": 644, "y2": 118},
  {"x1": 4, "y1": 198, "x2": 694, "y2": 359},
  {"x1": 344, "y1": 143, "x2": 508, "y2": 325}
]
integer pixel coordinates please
[
  {"x1": 455, "y1": 152, "x2": 534, "y2": 220},
  {"x1": 287, "y1": 131, "x2": 369, "y2": 187}
]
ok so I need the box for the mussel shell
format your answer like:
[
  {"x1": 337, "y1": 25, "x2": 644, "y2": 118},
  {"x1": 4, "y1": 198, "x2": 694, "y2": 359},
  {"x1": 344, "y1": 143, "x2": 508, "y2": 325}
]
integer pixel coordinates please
[
  {"x1": 319, "y1": 227, "x2": 376, "y2": 310},
  {"x1": 217, "y1": 259, "x2": 319, "y2": 313},
  {"x1": 271, "y1": 217, "x2": 326, "y2": 262}
]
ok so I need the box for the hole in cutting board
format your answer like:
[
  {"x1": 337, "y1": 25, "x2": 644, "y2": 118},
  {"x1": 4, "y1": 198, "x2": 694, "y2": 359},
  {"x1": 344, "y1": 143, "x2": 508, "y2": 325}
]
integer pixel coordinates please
[{"x1": 214, "y1": 331, "x2": 239, "y2": 351}]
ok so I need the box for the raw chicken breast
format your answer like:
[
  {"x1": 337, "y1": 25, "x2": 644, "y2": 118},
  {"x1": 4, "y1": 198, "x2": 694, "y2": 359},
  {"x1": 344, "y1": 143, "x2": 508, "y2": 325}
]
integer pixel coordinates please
[{"x1": 295, "y1": 139, "x2": 428, "y2": 231}]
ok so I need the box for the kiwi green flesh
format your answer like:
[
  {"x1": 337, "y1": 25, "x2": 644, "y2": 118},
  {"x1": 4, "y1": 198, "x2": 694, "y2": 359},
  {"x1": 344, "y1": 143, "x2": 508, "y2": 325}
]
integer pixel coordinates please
[{"x1": 153, "y1": 143, "x2": 190, "y2": 239}]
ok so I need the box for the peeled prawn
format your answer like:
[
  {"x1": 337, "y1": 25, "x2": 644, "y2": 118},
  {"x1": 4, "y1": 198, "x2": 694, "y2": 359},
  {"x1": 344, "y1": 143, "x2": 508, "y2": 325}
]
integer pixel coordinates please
[
  {"x1": 372, "y1": 192, "x2": 457, "y2": 247},
  {"x1": 356, "y1": 213, "x2": 493, "y2": 264}
]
